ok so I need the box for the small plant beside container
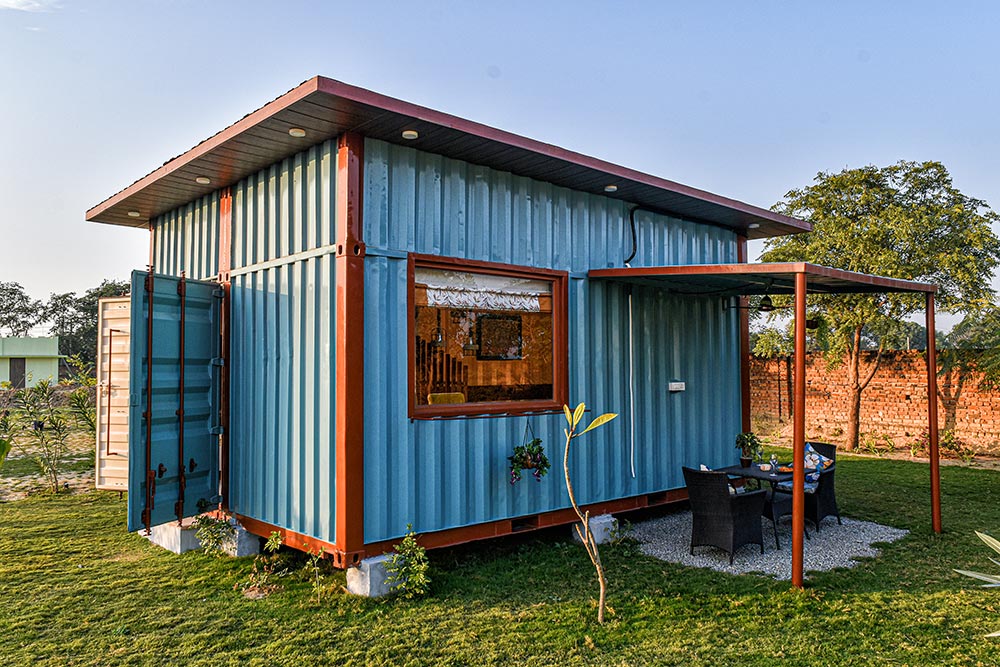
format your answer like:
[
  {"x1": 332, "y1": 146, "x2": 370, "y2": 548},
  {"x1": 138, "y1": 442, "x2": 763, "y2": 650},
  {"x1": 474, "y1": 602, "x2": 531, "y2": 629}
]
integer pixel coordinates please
[{"x1": 736, "y1": 431, "x2": 762, "y2": 467}]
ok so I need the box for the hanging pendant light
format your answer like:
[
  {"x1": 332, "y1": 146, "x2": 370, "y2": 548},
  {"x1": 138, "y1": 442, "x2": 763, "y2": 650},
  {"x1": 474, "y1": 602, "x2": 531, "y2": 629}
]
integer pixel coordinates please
[{"x1": 758, "y1": 295, "x2": 775, "y2": 312}]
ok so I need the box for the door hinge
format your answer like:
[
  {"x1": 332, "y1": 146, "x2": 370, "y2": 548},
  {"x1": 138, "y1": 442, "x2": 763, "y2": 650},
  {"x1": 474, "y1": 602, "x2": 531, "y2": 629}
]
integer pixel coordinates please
[
  {"x1": 211, "y1": 357, "x2": 225, "y2": 367},
  {"x1": 210, "y1": 426, "x2": 225, "y2": 435},
  {"x1": 212, "y1": 288, "x2": 225, "y2": 299}
]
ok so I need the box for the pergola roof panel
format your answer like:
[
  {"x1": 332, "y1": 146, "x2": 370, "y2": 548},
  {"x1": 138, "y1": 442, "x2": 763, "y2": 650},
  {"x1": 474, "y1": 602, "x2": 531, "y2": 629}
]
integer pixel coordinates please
[{"x1": 588, "y1": 263, "x2": 937, "y2": 295}]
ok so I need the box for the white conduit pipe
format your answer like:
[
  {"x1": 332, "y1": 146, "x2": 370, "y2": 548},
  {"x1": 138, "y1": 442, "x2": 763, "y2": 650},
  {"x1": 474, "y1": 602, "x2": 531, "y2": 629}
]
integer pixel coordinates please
[{"x1": 628, "y1": 289, "x2": 636, "y2": 478}]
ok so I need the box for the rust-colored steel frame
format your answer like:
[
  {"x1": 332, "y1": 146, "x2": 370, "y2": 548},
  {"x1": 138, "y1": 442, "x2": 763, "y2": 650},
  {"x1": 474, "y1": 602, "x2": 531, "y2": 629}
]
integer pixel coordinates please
[
  {"x1": 141, "y1": 266, "x2": 155, "y2": 534},
  {"x1": 791, "y1": 272, "x2": 807, "y2": 587},
  {"x1": 406, "y1": 253, "x2": 570, "y2": 420},
  {"x1": 217, "y1": 188, "x2": 232, "y2": 510},
  {"x1": 590, "y1": 262, "x2": 937, "y2": 294},
  {"x1": 103, "y1": 327, "x2": 124, "y2": 457},
  {"x1": 926, "y1": 293, "x2": 942, "y2": 533},
  {"x1": 736, "y1": 236, "x2": 751, "y2": 433},
  {"x1": 237, "y1": 487, "x2": 689, "y2": 567},
  {"x1": 175, "y1": 274, "x2": 187, "y2": 525},
  {"x1": 334, "y1": 132, "x2": 366, "y2": 567}
]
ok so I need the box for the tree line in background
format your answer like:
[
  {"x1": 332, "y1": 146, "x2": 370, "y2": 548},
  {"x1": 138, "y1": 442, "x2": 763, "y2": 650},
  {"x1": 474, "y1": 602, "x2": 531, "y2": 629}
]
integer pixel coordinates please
[
  {"x1": 754, "y1": 160, "x2": 1000, "y2": 451},
  {"x1": 0, "y1": 279, "x2": 130, "y2": 368}
]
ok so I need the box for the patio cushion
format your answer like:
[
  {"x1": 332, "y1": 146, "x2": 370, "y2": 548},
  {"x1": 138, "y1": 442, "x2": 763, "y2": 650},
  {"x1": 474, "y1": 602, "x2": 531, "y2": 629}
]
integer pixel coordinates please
[
  {"x1": 777, "y1": 480, "x2": 819, "y2": 494},
  {"x1": 805, "y1": 443, "x2": 834, "y2": 472}
]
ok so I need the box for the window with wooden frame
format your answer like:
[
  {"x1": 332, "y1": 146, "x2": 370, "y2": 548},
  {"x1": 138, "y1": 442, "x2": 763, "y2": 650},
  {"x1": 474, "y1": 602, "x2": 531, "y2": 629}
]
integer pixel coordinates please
[{"x1": 408, "y1": 254, "x2": 568, "y2": 418}]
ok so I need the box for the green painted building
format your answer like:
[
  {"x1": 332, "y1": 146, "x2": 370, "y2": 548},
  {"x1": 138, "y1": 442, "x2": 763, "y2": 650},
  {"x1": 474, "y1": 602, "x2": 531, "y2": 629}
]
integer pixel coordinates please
[{"x1": 0, "y1": 337, "x2": 61, "y2": 388}]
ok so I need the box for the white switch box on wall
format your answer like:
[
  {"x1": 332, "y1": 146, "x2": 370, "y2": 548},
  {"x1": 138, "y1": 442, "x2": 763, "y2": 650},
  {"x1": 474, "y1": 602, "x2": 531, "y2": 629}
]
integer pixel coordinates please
[{"x1": 668, "y1": 381, "x2": 686, "y2": 392}]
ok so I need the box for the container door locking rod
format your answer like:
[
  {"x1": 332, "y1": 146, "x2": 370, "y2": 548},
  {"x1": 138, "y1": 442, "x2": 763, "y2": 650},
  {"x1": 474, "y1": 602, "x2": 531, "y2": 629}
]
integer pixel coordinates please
[
  {"x1": 175, "y1": 273, "x2": 187, "y2": 524},
  {"x1": 142, "y1": 267, "x2": 155, "y2": 534}
]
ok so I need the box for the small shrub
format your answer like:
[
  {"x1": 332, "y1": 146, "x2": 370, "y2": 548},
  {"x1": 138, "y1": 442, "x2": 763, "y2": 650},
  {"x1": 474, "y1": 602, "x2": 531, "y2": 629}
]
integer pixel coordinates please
[
  {"x1": 193, "y1": 515, "x2": 235, "y2": 557},
  {"x1": 0, "y1": 436, "x2": 10, "y2": 470},
  {"x1": 12, "y1": 380, "x2": 72, "y2": 493},
  {"x1": 239, "y1": 531, "x2": 287, "y2": 599},
  {"x1": 608, "y1": 518, "x2": 636, "y2": 548},
  {"x1": 68, "y1": 387, "x2": 96, "y2": 432},
  {"x1": 301, "y1": 544, "x2": 333, "y2": 602},
  {"x1": 859, "y1": 433, "x2": 894, "y2": 457},
  {"x1": 0, "y1": 402, "x2": 12, "y2": 470},
  {"x1": 385, "y1": 524, "x2": 430, "y2": 599},
  {"x1": 909, "y1": 430, "x2": 976, "y2": 463}
]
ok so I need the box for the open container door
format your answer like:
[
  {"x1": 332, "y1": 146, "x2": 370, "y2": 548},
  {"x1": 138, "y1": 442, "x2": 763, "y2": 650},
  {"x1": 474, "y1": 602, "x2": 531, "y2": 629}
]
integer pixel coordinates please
[
  {"x1": 127, "y1": 270, "x2": 222, "y2": 533},
  {"x1": 95, "y1": 296, "x2": 131, "y2": 491}
]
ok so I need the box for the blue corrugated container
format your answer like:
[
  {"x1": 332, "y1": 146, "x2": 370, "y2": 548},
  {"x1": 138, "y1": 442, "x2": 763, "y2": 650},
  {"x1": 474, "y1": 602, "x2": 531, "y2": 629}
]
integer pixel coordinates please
[{"x1": 86, "y1": 77, "x2": 805, "y2": 566}]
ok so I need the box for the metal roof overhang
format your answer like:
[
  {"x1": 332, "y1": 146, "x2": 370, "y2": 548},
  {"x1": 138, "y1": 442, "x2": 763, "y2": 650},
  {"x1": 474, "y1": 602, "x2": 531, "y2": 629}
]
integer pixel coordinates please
[
  {"x1": 86, "y1": 76, "x2": 809, "y2": 240},
  {"x1": 588, "y1": 262, "x2": 938, "y2": 295}
]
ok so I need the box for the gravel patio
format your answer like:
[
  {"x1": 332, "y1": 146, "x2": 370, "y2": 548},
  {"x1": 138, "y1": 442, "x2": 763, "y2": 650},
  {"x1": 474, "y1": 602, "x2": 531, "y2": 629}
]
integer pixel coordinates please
[{"x1": 631, "y1": 509, "x2": 909, "y2": 579}]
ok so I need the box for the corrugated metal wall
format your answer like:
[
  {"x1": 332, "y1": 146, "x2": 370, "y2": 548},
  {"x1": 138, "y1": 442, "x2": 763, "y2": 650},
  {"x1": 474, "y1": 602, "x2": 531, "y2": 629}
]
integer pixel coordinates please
[
  {"x1": 147, "y1": 133, "x2": 743, "y2": 549},
  {"x1": 363, "y1": 138, "x2": 740, "y2": 544},
  {"x1": 152, "y1": 193, "x2": 220, "y2": 280},
  {"x1": 227, "y1": 140, "x2": 340, "y2": 544}
]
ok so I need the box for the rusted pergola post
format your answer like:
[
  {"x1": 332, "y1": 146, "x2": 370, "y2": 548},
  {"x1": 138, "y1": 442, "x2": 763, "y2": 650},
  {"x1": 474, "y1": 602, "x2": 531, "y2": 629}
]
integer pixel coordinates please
[
  {"x1": 791, "y1": 271, "x2": 807, "y2": 588},
  {"x1": 737, "y1": 236, "x2": 752, "y2": 433},
  {"x1": 926, "y1": 292, "x2": 942, "y2": 533}
]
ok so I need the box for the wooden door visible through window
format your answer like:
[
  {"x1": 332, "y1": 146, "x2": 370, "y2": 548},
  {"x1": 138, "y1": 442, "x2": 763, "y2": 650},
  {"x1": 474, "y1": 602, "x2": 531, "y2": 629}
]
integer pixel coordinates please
[{"x1": 9, "y1": 358, "x2": 26, "y2": 388}]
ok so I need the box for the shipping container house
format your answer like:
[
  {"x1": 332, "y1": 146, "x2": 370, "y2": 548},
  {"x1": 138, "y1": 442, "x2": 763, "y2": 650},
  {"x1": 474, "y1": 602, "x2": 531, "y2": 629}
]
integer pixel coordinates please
[{"x1": 85, "y1": 77, "x2": 815, "y2": 567}]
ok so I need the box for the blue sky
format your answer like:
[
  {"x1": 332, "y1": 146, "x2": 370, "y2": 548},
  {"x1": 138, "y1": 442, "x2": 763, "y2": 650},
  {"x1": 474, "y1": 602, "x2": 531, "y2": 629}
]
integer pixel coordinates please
[{"x1": 2, "y1": 1, "x2": 998, "y2": 327}]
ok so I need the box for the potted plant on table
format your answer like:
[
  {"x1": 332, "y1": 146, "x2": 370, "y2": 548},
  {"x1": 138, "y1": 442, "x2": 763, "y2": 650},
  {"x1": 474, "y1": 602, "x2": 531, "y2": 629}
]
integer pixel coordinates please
[{"x1": 735, "y1": 431, "x2": 762, "y2": 468}]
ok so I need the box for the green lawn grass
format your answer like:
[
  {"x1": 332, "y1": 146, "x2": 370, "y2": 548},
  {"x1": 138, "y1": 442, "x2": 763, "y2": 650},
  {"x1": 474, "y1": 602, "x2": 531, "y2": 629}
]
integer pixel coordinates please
[{"x1": 1, "y1": 454, "x2": 999, "y2": 666}]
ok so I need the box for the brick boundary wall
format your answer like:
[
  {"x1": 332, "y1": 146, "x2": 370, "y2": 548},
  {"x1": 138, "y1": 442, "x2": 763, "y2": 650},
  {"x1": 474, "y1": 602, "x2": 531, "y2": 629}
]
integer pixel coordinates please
[{"x1": 750, "y1": 351, "x2": 1000, "y2": 453}]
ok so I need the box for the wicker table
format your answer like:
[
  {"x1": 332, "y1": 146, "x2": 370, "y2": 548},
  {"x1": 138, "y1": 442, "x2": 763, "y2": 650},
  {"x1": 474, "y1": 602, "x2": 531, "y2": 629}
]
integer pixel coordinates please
[{"x1": 716, "y1": 463, "x2": 794, "y2": 485}]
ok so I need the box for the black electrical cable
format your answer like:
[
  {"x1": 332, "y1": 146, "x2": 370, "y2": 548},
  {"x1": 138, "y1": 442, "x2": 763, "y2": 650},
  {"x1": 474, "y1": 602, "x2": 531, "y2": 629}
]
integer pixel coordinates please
[
  {"x1": 622, "y1": 204, "x2": 743, "y2": 266},
  {"x1": 624, "y1": 206, "x2": 639, "y2": 265}
]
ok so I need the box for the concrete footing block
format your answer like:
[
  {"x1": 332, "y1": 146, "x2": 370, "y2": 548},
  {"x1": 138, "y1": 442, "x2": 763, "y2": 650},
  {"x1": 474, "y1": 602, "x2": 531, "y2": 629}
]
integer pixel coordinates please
[
  {"x1": 144, "y1": 518, "x2": 200, "y2": 554},
  {"x1": 222, "y1": 522, "x2": 260, "y2": 557},
  {"x1": 572, "y1": 513, "x2": 617, "y2": 545},
  {"x1": 346, "y1": 554, "x2": 394, "y2": 598},
  {"x1": 140, "y1": 517, "x2": 260, "y2": 557}
]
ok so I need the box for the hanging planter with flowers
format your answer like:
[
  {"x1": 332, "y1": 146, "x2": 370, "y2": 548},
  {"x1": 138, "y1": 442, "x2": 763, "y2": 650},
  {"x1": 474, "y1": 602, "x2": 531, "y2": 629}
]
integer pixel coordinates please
[{"x1": 508, "y1": 421, "x2": 550, "y2": 484}]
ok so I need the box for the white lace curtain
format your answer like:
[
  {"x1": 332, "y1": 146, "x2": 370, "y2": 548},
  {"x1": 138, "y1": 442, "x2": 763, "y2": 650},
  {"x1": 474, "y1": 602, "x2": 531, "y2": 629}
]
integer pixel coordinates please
[{"x1": 415, "y1": 267, "x2": 551, "y2": 312}]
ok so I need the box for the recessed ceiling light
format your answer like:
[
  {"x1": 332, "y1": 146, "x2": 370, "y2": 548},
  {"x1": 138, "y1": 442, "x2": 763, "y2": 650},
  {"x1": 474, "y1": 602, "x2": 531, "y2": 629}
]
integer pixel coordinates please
[
  {"x1": 127, "y1": 210, "x2": 141, "y2": 218},
  {"x1": 604, "y1": 184, "x2": 618, "y2": 193},
  {"x1": 748, "y1": 223, "x2": 761, "y2": 229},
  {"x1": 401, "y1": 129, "x2": 419, "y2": 140},
  {"x1": 288, "y1": 127, "x2": 306, "y2": 138},
  {"x1": 195, "y1": 176, "x2": 211, "y2": 185}
]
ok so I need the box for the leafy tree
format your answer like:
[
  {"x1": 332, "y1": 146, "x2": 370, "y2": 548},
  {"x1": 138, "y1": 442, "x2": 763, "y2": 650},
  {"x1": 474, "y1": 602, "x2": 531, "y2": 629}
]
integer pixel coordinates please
[
  {"x1": 881, "y1": 320, "x2": 928, "y2": 351},
  {"x1": 941, "y1": 306, "x2": 1000, "y2": 389},
  {"x1": 44, "y1": 279, "x2": 129, "y2": 367},
  {"x1": 0, "y1": 281, "x2": 44, "y2": 337},
  {"x1": 762, "y1": 161, "x2": 1000, "y2": 450},
  {"x1": 752, "y1": 326, "x2": 794, "y2": 359}
]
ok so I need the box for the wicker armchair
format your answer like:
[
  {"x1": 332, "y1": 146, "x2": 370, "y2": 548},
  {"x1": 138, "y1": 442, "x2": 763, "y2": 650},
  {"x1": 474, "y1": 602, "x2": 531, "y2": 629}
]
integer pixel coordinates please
[
  {"x1": 762, "y1": 488, "x2": 794, "y2": 549},
  {"x1": 682, "y1": 467, "x2": 765, "y2": 564},
  {"x1": 775, "y1": 441, "x2": 842, "y2": 533},
  {"x1": 805, "y1": 441, "x2": 841, "y2": 531}
]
